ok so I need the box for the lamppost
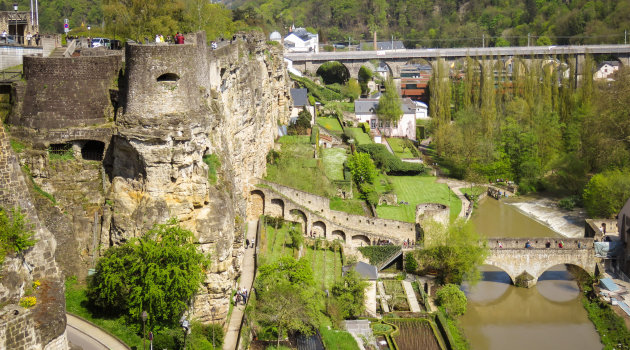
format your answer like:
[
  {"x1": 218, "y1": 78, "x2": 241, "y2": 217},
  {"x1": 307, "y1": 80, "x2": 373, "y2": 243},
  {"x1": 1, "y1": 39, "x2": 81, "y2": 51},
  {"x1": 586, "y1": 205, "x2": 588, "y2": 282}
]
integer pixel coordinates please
[
  {"x1": 141, "y1": 310, "x2": 148, "y2": 350},
  {"x1": 12, "y1": 3, "x2": 18, "y2": 45},
  {"x1": 211, "y1": 306, "x2": 216, "y2": 347}
]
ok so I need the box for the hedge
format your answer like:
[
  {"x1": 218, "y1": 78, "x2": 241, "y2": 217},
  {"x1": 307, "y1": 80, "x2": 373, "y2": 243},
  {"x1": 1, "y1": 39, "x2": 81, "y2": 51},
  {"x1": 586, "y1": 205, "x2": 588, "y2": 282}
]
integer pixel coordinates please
[
  {"x1": 311, "y1": 125, "x2": 319, "y2": 145},
  {"x1": 357, "y1": 144, "x2": 426, "y2": 175},
  {"x1": 361, "y1": 122, "x2": 370, "y2": 134},
  {"x1": 358, "y1": 245, "x2": 401, "y2": 266},
  {"x1": 290, "y1": 74, "x2": 343, "y2": 102}
]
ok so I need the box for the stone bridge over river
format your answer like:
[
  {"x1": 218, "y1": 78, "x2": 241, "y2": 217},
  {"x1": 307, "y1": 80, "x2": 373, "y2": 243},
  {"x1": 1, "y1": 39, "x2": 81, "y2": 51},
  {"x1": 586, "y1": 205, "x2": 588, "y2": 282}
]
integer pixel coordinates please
[
  {"x1": 484, "y1": 238, "x2": 596, "y2": 286},
  {"x1": 247, "y1": 180, "x2": 418, "y2": 247}
]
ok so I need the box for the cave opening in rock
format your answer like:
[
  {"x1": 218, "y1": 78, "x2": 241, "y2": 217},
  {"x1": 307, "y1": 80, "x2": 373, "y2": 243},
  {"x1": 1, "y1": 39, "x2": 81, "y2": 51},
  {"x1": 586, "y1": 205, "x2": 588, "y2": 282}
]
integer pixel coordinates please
[{"x1": 81, "y1": 140, "x2": 105, "y2": 161}]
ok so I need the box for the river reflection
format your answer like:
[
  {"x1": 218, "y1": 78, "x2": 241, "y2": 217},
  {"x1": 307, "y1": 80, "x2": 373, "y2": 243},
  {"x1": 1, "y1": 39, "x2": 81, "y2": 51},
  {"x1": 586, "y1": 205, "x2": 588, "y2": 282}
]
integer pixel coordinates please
[{"x1": 461, "y1": 196, "x2": 602, "y2": 349}]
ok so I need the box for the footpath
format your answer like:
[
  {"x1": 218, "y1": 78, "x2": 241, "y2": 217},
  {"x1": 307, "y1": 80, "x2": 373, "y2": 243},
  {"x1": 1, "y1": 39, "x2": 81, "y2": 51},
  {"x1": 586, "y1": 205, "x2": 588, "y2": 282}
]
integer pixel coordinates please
[
  {"x1": 222, "y1": 220, "x2": 258, "y2": 350},
  {"x1": 66, "y1": 313, "x2": 129, "y2": 350}
]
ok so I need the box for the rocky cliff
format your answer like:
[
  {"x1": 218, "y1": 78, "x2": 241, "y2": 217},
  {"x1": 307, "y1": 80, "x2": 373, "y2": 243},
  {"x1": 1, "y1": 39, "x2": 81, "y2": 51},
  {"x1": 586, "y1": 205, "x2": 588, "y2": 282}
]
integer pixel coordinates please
[
  {"x1": 0, "y1": 125, "x2": 68, "y2": 349},
  {"x1": 102, "y1": 32, "x2": 290, "y2": 322}
]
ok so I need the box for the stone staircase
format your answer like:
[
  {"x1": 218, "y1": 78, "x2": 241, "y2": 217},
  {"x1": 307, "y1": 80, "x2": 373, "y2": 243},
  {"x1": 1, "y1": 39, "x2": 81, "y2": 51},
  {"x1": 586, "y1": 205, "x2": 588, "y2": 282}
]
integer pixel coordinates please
[{"x1": 48, "y1": 47, "x2": 65, "y2": 58}]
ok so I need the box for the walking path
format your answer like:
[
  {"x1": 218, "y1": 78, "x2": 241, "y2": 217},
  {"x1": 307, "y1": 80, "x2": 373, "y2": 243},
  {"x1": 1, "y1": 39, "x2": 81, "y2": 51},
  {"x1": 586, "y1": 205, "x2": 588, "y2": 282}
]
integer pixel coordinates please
[
  {"x1": 436, "y1": 178, "x2": 470, "y2": 219},
  {"x1": 66, "y1": 313, "x2": 129, "y2": 350},
  {"x1": 377, "y1": 281, "x2": 390, "y2": 313},
  {"x1": 222, "y1": 220, "x2": 258, "y2": 350},
  {"x1": 401, "y1": 281, "x2": 421, "y2": 313},
  {"x1": 365, "y1": 281, "x2": 378, "y2": 317}
]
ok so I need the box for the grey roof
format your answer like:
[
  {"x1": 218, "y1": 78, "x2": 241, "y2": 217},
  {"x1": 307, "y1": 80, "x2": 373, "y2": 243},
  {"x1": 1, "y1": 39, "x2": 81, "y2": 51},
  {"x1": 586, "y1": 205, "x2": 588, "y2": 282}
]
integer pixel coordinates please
[
  {"x1": 376, "y1": 41, "x2": 405, "y2": 50},
  {"x1": 401, "y1": 98, "x2": 416, "y2": 114},
  {"x1": 354, "y1": 99, "x2": 379, "y2": 114},
  {"x1": 601, "y1": 60, "x2": 621, "y2": 67},
  {"x1": 287, "y1": 28, "x2": 317, "y2": 42},
  {"x1": 343, "y1": 262, "x2": 378, "y2": 280},
  {"x1": 290, "y1": 88, "x2": 310, "y2": 107}
]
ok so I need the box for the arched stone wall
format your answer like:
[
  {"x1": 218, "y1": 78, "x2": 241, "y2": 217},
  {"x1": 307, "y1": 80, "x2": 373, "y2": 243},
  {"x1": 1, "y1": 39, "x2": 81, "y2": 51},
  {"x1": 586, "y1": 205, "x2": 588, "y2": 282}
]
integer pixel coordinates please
[
  {"x1": 352, "y1": 234, "x2": 370, "y2": 247},
  {"x1": 290, "y1": 209, "x2": 308, "y2": 234},
  {"x1": 247, "y1": 190, "x2": 265, "y2": 220},
  {"x1": 312, "y1": 221, "x2": 326, "y2": 238},
  {"x1": 269, "y1": 198, "x2": 285, "y2": 218},
  {"x1": 331, "y1": 230, "x2": 346, "y2": 242}
]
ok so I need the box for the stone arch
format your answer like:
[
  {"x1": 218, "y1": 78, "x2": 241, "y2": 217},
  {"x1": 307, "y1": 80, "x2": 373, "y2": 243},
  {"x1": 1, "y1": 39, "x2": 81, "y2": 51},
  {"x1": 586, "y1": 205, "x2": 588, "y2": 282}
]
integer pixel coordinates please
[
  {"x1": 351, "y1": 234, "x2": 370, "y2": 247},
  {"x1": 480, "y1": 262, "x2": 515, "y2": 285},
  {"x1": 312, "y1": 221, "x2": 326, "y2": 238},
  {"x1": 367, "y1": 60, "x2": 394, "y2": 80},
  {"x1": 79, "y1": 140, "x2": 105, "y2": 161},
  {"x1": 537, "y1": 263, "x2": 591, "y2": 283},
  {"x1": 331, "y1": 230, "x2": 346, "y2": 242},
  {"x1": 316, "y1": 61, "x2": 351, "y2": 84},
  {"x1": 247, "y1": 190, "x2": 265, "y2": 221},
  {"x1": 290, "y1": 209, "x2": 308, "y2": 234},
  {"x1": 157, "y1": 73, "x2": 180, "y2": 82},
  {"x1": 269, "y1": 198, "x2": 285, "y2": 218}
]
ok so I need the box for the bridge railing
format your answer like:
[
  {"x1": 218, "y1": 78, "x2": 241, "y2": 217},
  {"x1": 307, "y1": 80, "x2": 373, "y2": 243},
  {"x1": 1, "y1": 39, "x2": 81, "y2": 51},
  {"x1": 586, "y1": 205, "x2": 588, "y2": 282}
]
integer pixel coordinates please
[
  {"x1": 485, "y1": 237, "x2": 594, "y2": 250},
  {"x1": 0, "y1": 70, "x2": 21, "y2": 82}
]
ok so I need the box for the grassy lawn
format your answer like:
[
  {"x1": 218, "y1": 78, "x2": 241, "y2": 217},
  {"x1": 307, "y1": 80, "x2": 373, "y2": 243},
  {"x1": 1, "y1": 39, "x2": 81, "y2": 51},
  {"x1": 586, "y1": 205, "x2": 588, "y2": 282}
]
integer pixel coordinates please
[
  {"x1": 317, "y1": 117, "x2": 343, "y2": 132},
  {"x1": 347, "y1": 127, "x2": 372, "y2": 145},
  {"x1": 65, "y1": 279, "x2": 141, "y2": 348},
  {"x1": 320, "y1": 327, "x2": 360, "y2": 350},
  {"x1": 460, "y1": 186, "x2": 486, "y2": 197},
  {"x1": 322, "y1": 101, "x2": 355, "y2": 112},
  {"x1": 376, "y1": 176, "x2": 462, "y2": 222},
  {"x1": 330, "y1": 197, "x2": 366, "y2": 215},
  {"x1": 322, "y1": 148, "x2": 347, "y2": 181},
  {"x1": 387, "y1": 138, "x2": 415, "y2": 159},
  {"x1": 266, "y1": 137, "x2": 336, "y2": 197},
  {"x1": 261, "y1": 223, "x2": 297, "y2": 264}
]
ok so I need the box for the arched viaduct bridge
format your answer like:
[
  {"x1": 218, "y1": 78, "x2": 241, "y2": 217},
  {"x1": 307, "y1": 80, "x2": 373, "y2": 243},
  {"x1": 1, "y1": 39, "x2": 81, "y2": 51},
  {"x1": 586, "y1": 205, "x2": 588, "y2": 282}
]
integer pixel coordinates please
[
  {"x1": 285, "y1": 44, "x2": 630, "y2": 78},
  {"x1": 484, "y1": 238, "x2": 596, "y2": 286},
  {"x1": 247, "y1": 180, "x2": 417, "y2": 247}
]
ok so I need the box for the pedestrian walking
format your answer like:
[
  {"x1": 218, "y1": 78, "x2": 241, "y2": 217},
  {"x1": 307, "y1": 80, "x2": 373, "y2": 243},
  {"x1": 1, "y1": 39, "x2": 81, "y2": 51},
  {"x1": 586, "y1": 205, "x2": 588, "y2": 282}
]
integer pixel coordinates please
[
  {"x1": 250, "y1": 238, "x2": 255, "y2": 248},
  {"x1": 246, "y1": 238, "x2": 250, "y2": 248}
]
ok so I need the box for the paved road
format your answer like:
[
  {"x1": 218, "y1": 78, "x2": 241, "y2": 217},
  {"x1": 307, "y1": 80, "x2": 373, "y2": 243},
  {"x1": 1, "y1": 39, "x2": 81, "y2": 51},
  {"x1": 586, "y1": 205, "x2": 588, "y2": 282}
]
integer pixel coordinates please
[
  {"x1": 285, "y1": 44, "x2": 630, "y2": 61},
  {"x1": 222, "y1": 221, "x2": 258, "y2": 350},
  {"x1": 66, "y1": 313, "x2": 130, "y2": 350}
]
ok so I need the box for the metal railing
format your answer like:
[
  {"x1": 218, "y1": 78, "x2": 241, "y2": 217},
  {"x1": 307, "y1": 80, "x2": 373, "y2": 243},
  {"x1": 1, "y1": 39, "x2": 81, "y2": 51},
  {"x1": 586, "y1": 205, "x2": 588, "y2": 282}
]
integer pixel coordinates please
[
  {"x1": 0, "y1": 35, "x2": 41, "y2": 46},
  {"x1": 0, "y1": 70, "x2": 22, "y2": 82}
]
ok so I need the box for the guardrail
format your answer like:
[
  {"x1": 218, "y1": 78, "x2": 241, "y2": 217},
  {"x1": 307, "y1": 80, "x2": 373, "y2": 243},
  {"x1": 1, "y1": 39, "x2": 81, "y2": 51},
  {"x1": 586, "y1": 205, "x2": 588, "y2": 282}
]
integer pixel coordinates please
[{"x1": 0, "y1": 70, "x2": 21, "y2": 82}]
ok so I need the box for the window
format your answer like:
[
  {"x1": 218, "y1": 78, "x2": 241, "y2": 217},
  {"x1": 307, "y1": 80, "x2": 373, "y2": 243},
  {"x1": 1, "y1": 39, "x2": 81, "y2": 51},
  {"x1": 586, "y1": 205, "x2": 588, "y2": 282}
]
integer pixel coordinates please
[
  {"x1": 379, "y1": 121, "x2": 383, "y2": 128},
  {"x1": 157, "y1": 73, "x2": 179, "y2": 82},
  {"x1": 393, "y1": 121, "x2": 397, "y2": 127},
  {"x1": 385, "y1": 121, "x2": 390, "y2": 128}
]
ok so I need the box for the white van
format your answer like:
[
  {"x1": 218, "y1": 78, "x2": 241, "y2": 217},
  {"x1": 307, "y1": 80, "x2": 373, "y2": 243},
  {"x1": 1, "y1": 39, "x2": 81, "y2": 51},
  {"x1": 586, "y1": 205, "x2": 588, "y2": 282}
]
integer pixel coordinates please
[{"x1": 91, "y1": 38, "x2": 110, "y2": 48}]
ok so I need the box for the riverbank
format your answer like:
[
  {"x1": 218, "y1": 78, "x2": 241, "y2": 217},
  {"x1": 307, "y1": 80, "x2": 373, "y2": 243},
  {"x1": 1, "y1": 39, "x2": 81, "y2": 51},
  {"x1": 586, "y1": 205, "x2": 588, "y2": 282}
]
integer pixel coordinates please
[{"x1": 505, "y1": 196, "x2": 586, "y2": 238}]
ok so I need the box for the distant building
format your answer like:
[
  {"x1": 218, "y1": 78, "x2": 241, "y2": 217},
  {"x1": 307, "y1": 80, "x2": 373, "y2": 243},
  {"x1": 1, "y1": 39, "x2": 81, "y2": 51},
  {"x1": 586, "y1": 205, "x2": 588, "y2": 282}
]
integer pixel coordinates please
[
  {"x1": 400, "y1": 64, "x2": 432, "y2": 102},
  {"x1": 618, "y1": 198, "x2": 630, "y2": 274},
  {"x1": 594, "y1": 61, "x2": 620, "y2": 81},
  {"x1": 289, "y1": 88, "x2": 315, "y2": 124},
  {"x1": 361, "y1": 40, "x2": 405, "y2": 51},
  {"x1": 342, "y1": 261, "x2": 378, "y2": 280},
  {"x1": 0, "y1": 11, "x2": 39, "y2": 45},
  {"x1": 269, "y1": 31, "x2": 282, "y2": 42},
  {"x1": 354, "y1": 95, "x2": 418, "y2": 140},
  {"x1": 375, "y1": 65, "x2": 389, "y2": 80},
  {"x1": 284, "y1": 28, "x2": 319, "y2": 53}
]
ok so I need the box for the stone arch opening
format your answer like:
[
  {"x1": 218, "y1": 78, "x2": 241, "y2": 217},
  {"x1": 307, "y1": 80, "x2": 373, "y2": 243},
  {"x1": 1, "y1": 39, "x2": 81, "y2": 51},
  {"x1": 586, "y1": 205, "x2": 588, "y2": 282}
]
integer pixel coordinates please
[
  {"x1": 312, "y1": 221, "x2": 326, "y2": 238},
  {"x1": 80, "y1": 140, "x2": 105, "y2": 161},
  {"x1": 480, "y1": 263, "x2": 514, "y2": 285},
  {"x1": 316, "y1": 61, "x2": 350, "y2": 84},
  {"x1": 538, "y1": 263, "x2": 591, "y2": 283},
  {"x1": 269, "y1": 198, "x2": 285, "y2": 218},
  {"x1": 331, "y1": 230, "x2": 346, "y2": 242},
  {"x1": 290, "y1": 209, "x2": 307, "y2": 234},
  {"x1": 157, "y1": 73, "x2": 180, "y2": 82},
  {"x1": 248, "y1": 190, "x2": 265, "y2": 220},
  {"x1": 351, "y1": 234, "x2": 370, "y2": 247}
]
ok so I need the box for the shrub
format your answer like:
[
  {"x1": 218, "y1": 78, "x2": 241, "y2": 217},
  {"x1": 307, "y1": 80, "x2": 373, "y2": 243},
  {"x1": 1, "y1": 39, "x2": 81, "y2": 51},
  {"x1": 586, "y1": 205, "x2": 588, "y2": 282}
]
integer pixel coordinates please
[
  {"x1": 360, "y1": 122, "x2": 370, "y2": 134},
  {"x1": 358, "y1": 245, "x2": 401, "y2": 266},
  {"x1": 404, "y1": 253, "x2": 418, "y2": 273},
  {"x1": 310, "y1": 125, "x2": 319, "y2": 145},
  {"x1": 436, "y1": 284, "x2": 467, "y2": 316},
  {"x1": 558, "y1": 195, "x2": 581, "y2": 210},
  {"x1": 0, "y1": 207, "x2": 37, "y2": 266},
  {"x1": 202, "y1": 154, "x2": 221, "y2": 184},
  {"x1": 19, "y1": 296, "x2": 37, "y2": 308}
]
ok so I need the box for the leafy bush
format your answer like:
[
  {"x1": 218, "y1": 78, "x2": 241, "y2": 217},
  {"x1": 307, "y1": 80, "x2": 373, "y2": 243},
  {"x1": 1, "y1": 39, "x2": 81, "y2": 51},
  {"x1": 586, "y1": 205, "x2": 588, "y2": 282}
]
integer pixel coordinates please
[
  {"x1": 360, "y1": 122, "x2": 370, "y2": 134},
  {"x1": 317, "y1": 61, "x2": 350, "y2": 84},
  {"x1": 357, "y1": 144, "x2": 426, "y2": 175},
  {"x1": 558, "y1": 195, "x2": 581, "y2": 210},
  {"x1": 10, "y1": 139, "x2": 25, "y2": 153},
  {"x1": 291, "y1": 74, "x2": 343, "y2": 102},
  {"x1": 436, "y1": 284, "x2": 467, "y2": 316},
  {"x1": 404, "y1": 253, "x2": 418, "y2": 273},
  {"x1": 583, "y1": 169, "x2": 630, "y2": 218},
  {"x1": 0, "y1": 207, "x2": 37, "y2": 266},
  {"x1": 310, "y1": 125, "x2": 319, "y2": 145},
  {"x1": 358, "y1": 245, "x2": 401, "y2": 266}
]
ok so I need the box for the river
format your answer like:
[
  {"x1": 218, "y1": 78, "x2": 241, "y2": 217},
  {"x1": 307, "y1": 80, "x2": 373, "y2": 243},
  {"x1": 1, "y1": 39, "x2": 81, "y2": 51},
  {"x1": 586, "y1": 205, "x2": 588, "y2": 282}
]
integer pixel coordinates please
[{"x1": 459, "y1": 196, "x2": 602, "y2": 350}]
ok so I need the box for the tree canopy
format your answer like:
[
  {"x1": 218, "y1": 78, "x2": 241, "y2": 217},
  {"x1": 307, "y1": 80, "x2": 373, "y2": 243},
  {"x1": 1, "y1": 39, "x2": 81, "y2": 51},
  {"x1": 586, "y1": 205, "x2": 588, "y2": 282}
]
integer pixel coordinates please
[
  {"x1": 583, "y1": 169, "x2": 630, "y2": 218},
  {"x1": 87, "y1": 219, "x2": 210, "y2": 329},
  {"x1": 376, "y1": 78, "x2": 403, "y2": 122},
  {"x1": 436, "y1": 284, "x2": 467, "y2": 316}
]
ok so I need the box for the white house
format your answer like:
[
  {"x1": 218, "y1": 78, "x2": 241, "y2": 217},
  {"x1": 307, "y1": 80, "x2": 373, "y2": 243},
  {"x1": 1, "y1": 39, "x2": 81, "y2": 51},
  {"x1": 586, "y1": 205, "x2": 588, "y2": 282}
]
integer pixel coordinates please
[
  {"x1": 284, "y1": 28, "x2": 319, "y2": 53},
  {"x1": 414, "y1": 101, "x2": 428, "y2": 119},
  {"x1": 354, "y1": 96, "x2": 418, "y2": 140},
  {"x1": 594, "y1": 61, "x2": 621, "y2": 81}
]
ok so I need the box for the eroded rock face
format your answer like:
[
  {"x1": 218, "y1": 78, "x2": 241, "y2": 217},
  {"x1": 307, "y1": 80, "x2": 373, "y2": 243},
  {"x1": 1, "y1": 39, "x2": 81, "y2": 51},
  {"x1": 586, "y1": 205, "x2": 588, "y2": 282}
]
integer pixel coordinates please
[
  {"x1": 103, "y1": 32, "x2": 290, "y2": 322},
  {"x1": 0, "y1": 128, "x2": 68, "y2": 350}
]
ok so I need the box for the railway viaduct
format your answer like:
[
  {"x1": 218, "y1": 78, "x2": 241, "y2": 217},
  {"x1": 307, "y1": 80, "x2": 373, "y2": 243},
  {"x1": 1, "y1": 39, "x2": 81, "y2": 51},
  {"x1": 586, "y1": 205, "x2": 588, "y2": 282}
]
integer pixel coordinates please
[{"x1": 285, "y1": 44, "x2": 630, "y2": 78}]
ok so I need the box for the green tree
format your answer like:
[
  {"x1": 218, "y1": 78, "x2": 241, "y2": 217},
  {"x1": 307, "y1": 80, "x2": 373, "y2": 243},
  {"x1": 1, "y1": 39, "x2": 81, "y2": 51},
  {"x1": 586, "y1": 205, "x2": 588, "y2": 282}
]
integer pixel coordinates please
[
  {"x1": 331, "y1": 270, "x2": 368, "y2": 319},
  {"x1": 317, "y1": 61, "x2": 350, "y2": 85},
  {"x1": 417, "y1": 219, "x2": 488, "y2": 284},
  {"x1": 376, "y1": 77, "x2": 403, "y2": 122},
  {"x1": 404, "y1": 253, "x2": 418, "y2": 273},
  {"x1": 436, "y1": 284, "x2": 467, "y2": 316},
  {"x1": 288, "y1": 225, "x2": 304, "y2": 250},
  {"x1": 583, "y1": 169, "x2": 630, "y2": 218},
  {"x1": 536, "y1": 35, "x2": 552, "y2": 46},
  {"x1": 87, "y1": 219, "x2": 210, "y2": 329},
  {"x1": 343, "y1": 78, "x2": 361, "y2": 102},
  {"x1": 358, "y1": 66, "x2": 373, "y2": 96},
  {"x1": 347, "y1": 152, "x2": 376, "y2": 185}
]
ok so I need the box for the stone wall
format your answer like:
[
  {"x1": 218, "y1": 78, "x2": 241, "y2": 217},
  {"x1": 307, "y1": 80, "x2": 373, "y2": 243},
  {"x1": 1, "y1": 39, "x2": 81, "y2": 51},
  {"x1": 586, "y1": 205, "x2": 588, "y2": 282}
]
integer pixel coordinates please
[
  {"x1": 415, "y1": 203, "x2": 449, "y2": 227},
  {"x1": 9, "y1": 54, "x2": 121, "y2": 129},
  {"x1": 0, "y1": 126, "x2": 67, "y2": 349},
  {"x1": 486, "y1": 237, "x2": 594, "y2": 249}
]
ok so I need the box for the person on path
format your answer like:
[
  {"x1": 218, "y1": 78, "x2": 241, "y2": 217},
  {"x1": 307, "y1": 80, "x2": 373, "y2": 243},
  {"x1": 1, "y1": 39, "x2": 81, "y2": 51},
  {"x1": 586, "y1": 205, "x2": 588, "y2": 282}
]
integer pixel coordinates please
[
  {"x1": 559, "y1": 241, "x2": 564, "y2": 248},
  {"x1": 498, "y1": 241, "x2": 503, "y2": 248},
  {"x1": 245, "y1": 238, "x2": 250, "y2": 248},
  {"x1": 26, "y1": 32, "x2": 32, "y2": 46},
  {"x1": 525, "y1": 240, "x2": 532, "y2": 249},
  {"x1": 250, "y1": 238, "x2": 255, "y2": 248}
]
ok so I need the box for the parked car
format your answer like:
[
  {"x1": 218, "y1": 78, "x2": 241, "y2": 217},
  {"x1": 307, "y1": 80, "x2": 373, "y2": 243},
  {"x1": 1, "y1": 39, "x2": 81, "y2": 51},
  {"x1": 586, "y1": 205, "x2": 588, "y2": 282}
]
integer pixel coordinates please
[{"x1": 91, "y1": 37, "x2": 111, "y2": 48}]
